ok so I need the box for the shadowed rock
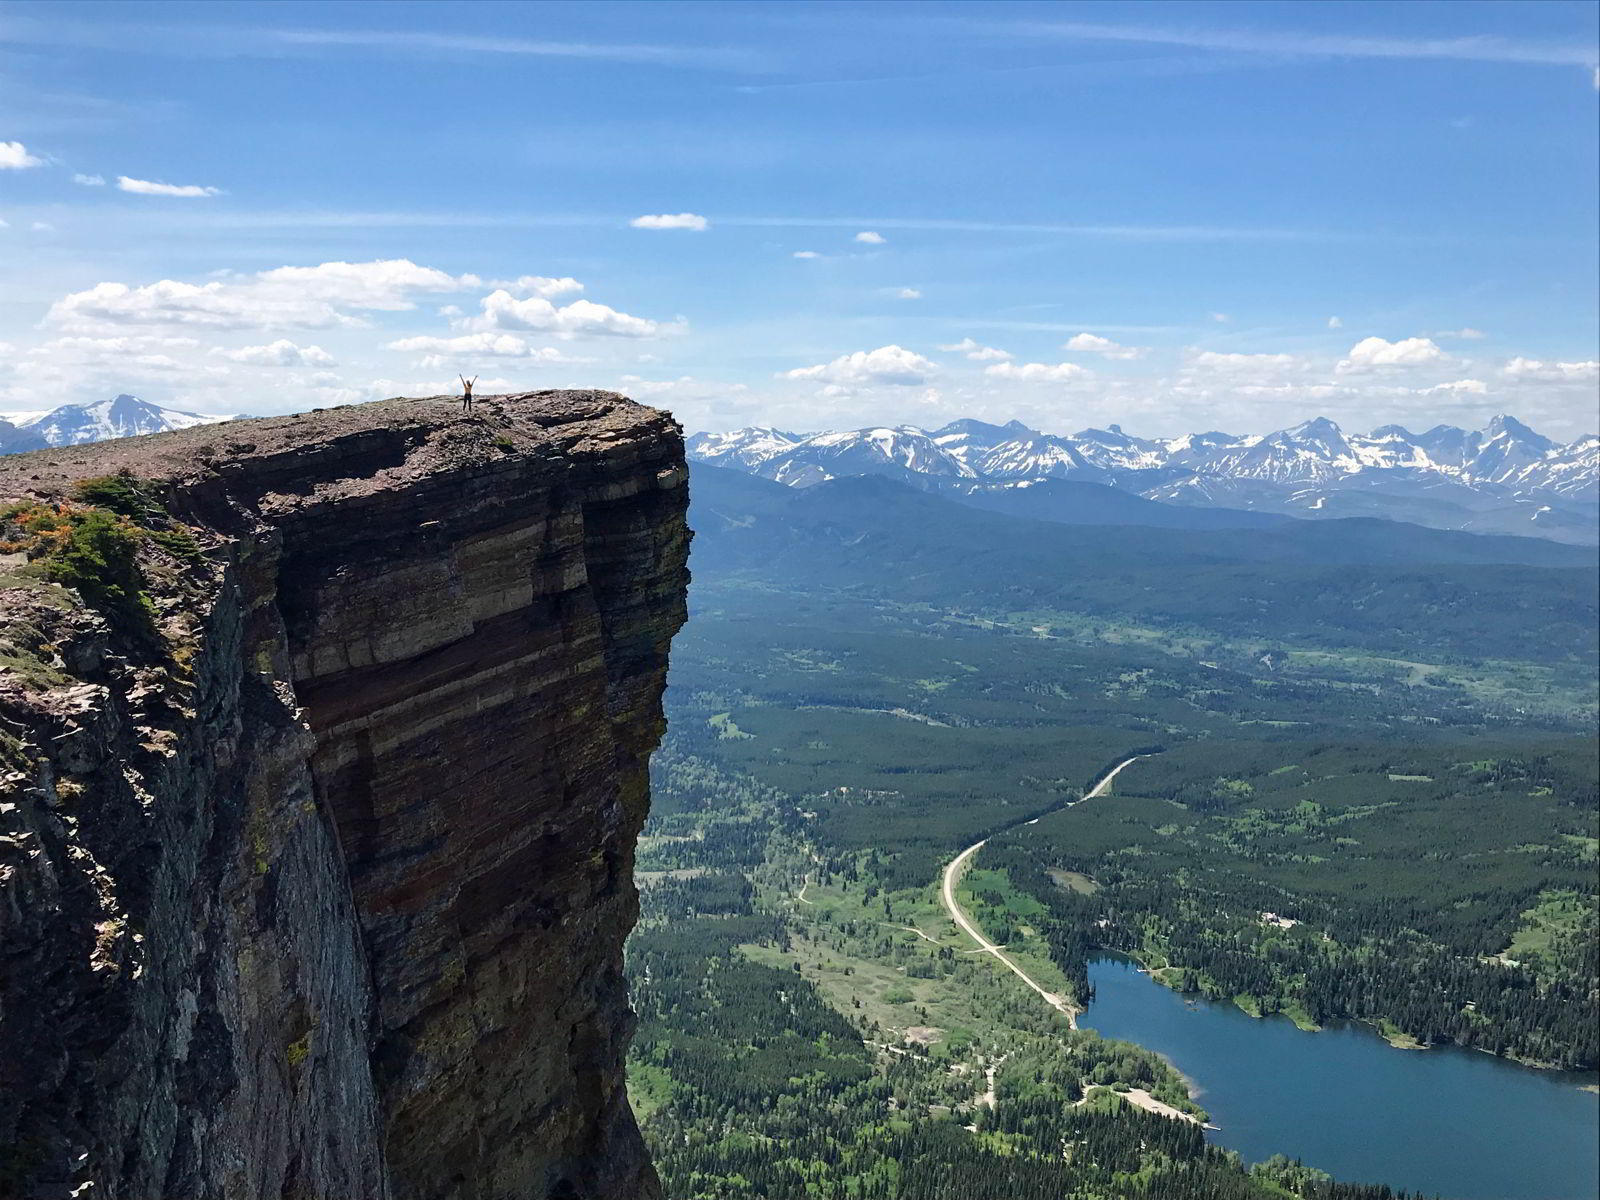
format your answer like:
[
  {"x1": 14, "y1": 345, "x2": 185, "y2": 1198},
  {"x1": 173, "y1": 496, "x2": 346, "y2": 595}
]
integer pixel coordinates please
[{"x1": 0, "y1": 392, "x2": 689, "y2": 1200}]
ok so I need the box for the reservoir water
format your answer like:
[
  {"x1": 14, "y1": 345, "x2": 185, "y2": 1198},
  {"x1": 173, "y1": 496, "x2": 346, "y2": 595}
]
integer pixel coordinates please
[{"x1": 1080, "y1": 957, "x2": 1600, "y2": 1200}]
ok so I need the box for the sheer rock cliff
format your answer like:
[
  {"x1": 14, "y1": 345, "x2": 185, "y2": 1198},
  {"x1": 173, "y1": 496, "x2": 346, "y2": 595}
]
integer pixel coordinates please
[{"x1": 0, "y1": 392, "x2": 688, "y2": 1200}]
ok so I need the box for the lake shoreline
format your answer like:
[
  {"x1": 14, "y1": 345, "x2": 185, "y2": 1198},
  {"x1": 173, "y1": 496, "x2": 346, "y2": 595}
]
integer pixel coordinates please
[
  {"x1": 1080, "y1": 956, "x2": 1600, "y2": 1200},
  {"x1": 1108, "y1": 945, "x2": 1591, "y2": 1076}
]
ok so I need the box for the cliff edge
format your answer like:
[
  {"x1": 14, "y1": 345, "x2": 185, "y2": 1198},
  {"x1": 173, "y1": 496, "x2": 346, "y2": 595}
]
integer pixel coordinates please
[{"x1": 0, "y1": 391, "x2": 689, "y2": 1200}]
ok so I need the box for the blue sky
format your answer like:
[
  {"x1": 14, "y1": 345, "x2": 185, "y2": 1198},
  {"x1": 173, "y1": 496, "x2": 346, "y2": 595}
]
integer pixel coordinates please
[{"x1": 1, "y1": 0, "x2": 1596, "y2": 438}]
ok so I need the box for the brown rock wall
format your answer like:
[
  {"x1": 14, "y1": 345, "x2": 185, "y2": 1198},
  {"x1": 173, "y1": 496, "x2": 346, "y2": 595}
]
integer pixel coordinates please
[{"x1": 0, "y1": 392, "x2": 687, "y2": 1199}]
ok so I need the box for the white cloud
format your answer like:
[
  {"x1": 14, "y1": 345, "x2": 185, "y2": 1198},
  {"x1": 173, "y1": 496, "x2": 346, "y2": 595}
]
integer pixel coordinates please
[
  {"x1": 854, "y1": 231, "x2": 886, "y2": 244},
  {"x1": 47, "y1": 258, "x2": 478, "y2": 331},
  {"x1": 1337, "y1": 335, "x2": 1446, "y2": 371},
  {"x1": 48, "y1": 280, "x2": 312, "y2": 330},
  {"x1": 37, "y1": 334, "x2": 203, "y2": 358},
  {"x1": 1502, "y1": 357, "x2": 1599, "y2": 382},
  {"x1": 465, "y1": 290, "x2": 665, "y2": 338},
  {"x1": 792, "y1": 250, "x2": 820, "y2": 259},
  {"x1": 0, "y1": 217, "x2": 7, "y2": 228},
  {"x1": 387, "y1": 332, "x2": 589, "y2": 361},
  {"x1": 984, "y1": 360, "x2": 1091, "y2": 382},
  {"x1": 116, "y1": 176, "x2": 223, "y2": 198},
  {"x1": 938, "y1": 337, "x2": 1012, "y2": 361},
  {"x1": 215, "y1": 339, "x2": 337, "y2": 367},
  {"x1": 1431, "y1": 327, "x2": 1487, "y2": 340},
  {"x1": 1209, "y1": 312, "x2": 1231, "y2": 323},
  {"x1": 630, "y1": 212, "x2": 709, "y2": 231},
  {"x1": 1226, "y1": 383, "x2": 1348, "y2": 400},
  {"x1": 255, "y1": 260, "x2": 477, "y2": 308},
  {"x1": 1188, "y1": 350, "x2": 1305, "y2": 371},
  {"x1": 31, "y1": 222, "x2": 53, "y2": 232},
  {"x1": 782, "y1": 344, "x2": 937, "y2": 387},
  {"x1": 485, "y1": 275, "x2": 584, "y2": 298},
  {"x1": 0, "y1": 141, "x2": 43, "y2": 170},
  {"x1": 1063, "y1": 332, "x2": 1146, "y2": 359},
  {"x1": 1418, "y1": 379, "x2": 1488, "y2": 395},
  {"x1": 72, "y1": 173, "x2": 105, "y2": 186},
  {"x1": 893, "y1": 287, "x2": 922, "y2": 300},
  {"x1": 1327, "y1": 316, "x2": 1343, "y2": 329}
]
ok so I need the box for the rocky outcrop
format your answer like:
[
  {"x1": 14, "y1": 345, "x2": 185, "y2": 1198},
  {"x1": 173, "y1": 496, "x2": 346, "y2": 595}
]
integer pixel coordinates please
[{"x1": 0, "y1": 392, "x2": 689, "y2": 1200}]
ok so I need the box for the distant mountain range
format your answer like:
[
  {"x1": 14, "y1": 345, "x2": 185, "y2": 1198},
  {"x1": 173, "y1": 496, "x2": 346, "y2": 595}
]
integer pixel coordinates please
[
  {"x1": 688, "y1": 463, "x2": 1597, "y2": 667},
  {"x1": 0, "y1": 394, "x2": 234, "y2": 453},
  {"x1": 688, "y1": 415, "x2": 1599, "y2": 544}
]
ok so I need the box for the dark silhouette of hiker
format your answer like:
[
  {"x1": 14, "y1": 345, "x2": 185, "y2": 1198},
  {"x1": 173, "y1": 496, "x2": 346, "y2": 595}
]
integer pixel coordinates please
[{"x1": 459, "y1": 375, "x2": 477, "y2": 414}]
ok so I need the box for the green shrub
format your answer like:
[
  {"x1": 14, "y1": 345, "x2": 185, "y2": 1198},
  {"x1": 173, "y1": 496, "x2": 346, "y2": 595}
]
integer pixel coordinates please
[
  {"x1": 43, "y1": 510, "x2": 156, "y2": 630},
  {"x1": 74, "y1": 474, "x2": 205, "y2": 564},
  {"x1": 1, "y1": 501, "x2": 156, "y2": 638},
  {"x1": 72, "y1": 472, "x2": 164, "y2": 522}
]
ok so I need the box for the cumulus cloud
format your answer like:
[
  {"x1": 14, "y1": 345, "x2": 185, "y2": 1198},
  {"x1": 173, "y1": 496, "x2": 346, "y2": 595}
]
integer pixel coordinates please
[
  {"x1": 1063, "y1": 332, "x2": 1146, "y2": 360},
  {"x1": 1337, "y1": 335, "x2": 1446, "y2": 371},
  {"x1": 73, "y1": 173, "x2": 106, "y2": 186},
  {"x1": 0, "y1": 141, "x2": 43, "y2": 170},
  {"x1": 854, "y1": 231, "x2": 886, "y2": 244},
  {"x1": 893, "y1": 287, "x2": 922, "y2": 300},
  {"x1": 485, "y1": 275, "x2": 584, "y2": 298},
  {"x1": 1418, "y1": 379, "x2": 1488, "y2": 395},
  {"x1": 1188, "y1": 350, "x2": 1305, "y2": 371},
  {"x1": 938, "y1": 337, "x2": 1012, "y2": 362},
  {"x1": 387, "y1": 332, "x2": 589, "y2": 361},
  {"x1": 116, "y1": 176, "x2": 222, "y2": 198},
  {"x1": 984, "y1": 360, "x2": 1091, "y2": 382},
  {"x1": 47, "y1": 259, "x2": 480, "y2": 331},
  {"x1": 47, "y1": 280, "x2": 322, "y2": 330},
  {"x1": 0, "y1": 333, "x2": 236, "y2": 412},
  {"x1": 464, "y1": 290, "x2": 665, "y2": 338},
  {"x1": 37, "y1": 334, "x2": 203, "y2": 359},
  {"x1": 782, "y1": 344, "x2": 937, "y2": 387},
  {"x1": 630, "y1": 212, "x2": 709, "y2": 231},
  {"x1": 255, "y1": 260, "x2": 478, "y2": 308},
  {"x1": 215, "y1": 340, "x2": 337, "y2": 367},
  {"x1": 792, "y1": 250, "x2": 820, "y2": 259},
  {"x1": 1327, "y1": 316, "x2": 1343, "y2": 329},
  {"x1": 1502, "y1": 357, "x2": 1599, "y2": 382}
]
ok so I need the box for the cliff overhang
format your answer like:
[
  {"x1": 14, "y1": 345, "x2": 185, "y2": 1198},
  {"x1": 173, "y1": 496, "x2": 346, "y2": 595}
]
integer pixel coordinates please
[{"x1": 0, "y1": 391, "x2": 688, "y2": 1200}]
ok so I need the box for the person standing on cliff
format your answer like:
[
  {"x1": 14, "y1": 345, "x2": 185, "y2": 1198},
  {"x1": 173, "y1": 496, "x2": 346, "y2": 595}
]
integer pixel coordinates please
[{"x1": 459, "y1": 374, "x2": 477, "y2": 414}]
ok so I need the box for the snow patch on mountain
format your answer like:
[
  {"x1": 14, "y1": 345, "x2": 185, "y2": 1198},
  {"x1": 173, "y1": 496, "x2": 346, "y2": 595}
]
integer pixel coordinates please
[
  {"x1": 690, "y1": 414, "x2": 1599, "y2": 545},
  {"x1": 2, "y1": 394, "x2": 235, "y2": 448}
]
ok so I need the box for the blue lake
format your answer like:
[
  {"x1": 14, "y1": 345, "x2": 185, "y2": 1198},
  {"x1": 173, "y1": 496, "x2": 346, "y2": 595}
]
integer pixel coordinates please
[{"x1": 1080, "y1": 957, "x2": 1600, "y2": 1200}]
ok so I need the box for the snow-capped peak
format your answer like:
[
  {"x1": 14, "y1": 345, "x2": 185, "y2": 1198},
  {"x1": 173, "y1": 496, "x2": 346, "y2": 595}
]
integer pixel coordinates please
[
  {"x1": 2, "y1": 394, "x2": 235, "y2": 448},
  {"x1": 684, "y1": 426, "x2": 802, "y2": 471},
  {"x1": 686, "y1": 413, "x2": 1595, "y2": 542}
]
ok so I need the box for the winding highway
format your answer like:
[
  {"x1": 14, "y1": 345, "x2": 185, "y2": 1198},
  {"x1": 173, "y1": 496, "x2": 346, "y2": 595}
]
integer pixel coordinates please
[{"x1": 939, "y1": 755, "x2": 1149, "y2": 1027}]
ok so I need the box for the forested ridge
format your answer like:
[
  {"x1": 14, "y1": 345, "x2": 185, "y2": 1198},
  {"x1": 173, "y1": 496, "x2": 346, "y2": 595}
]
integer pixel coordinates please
[
  {"x1": 631, "y1": 839, "x2": 1431, "y2": 1200},
  {"x1": 977, "y1": 739, "x2": 1599, "y2": 1068},
  {"x1": 630, "y1": 478, "x2": 1596, "y2": 1197}
]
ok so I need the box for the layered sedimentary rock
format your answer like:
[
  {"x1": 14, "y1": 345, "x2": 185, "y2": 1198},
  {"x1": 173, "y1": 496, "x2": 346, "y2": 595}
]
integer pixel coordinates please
[{"x1": 0, "y1": 392, "x2": 688, "y2": 1200}]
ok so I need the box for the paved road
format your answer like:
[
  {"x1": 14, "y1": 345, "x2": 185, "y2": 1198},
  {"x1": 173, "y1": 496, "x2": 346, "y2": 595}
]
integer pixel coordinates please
[{"x1": 938, "y1": 755, "x2": 1148, "y2": 1027}]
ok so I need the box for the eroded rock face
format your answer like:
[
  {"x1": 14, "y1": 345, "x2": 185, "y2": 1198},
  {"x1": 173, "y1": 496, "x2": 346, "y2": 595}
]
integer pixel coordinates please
[{"x1": 0, "y1": 392, "x2": 688, "y2": 1200}]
